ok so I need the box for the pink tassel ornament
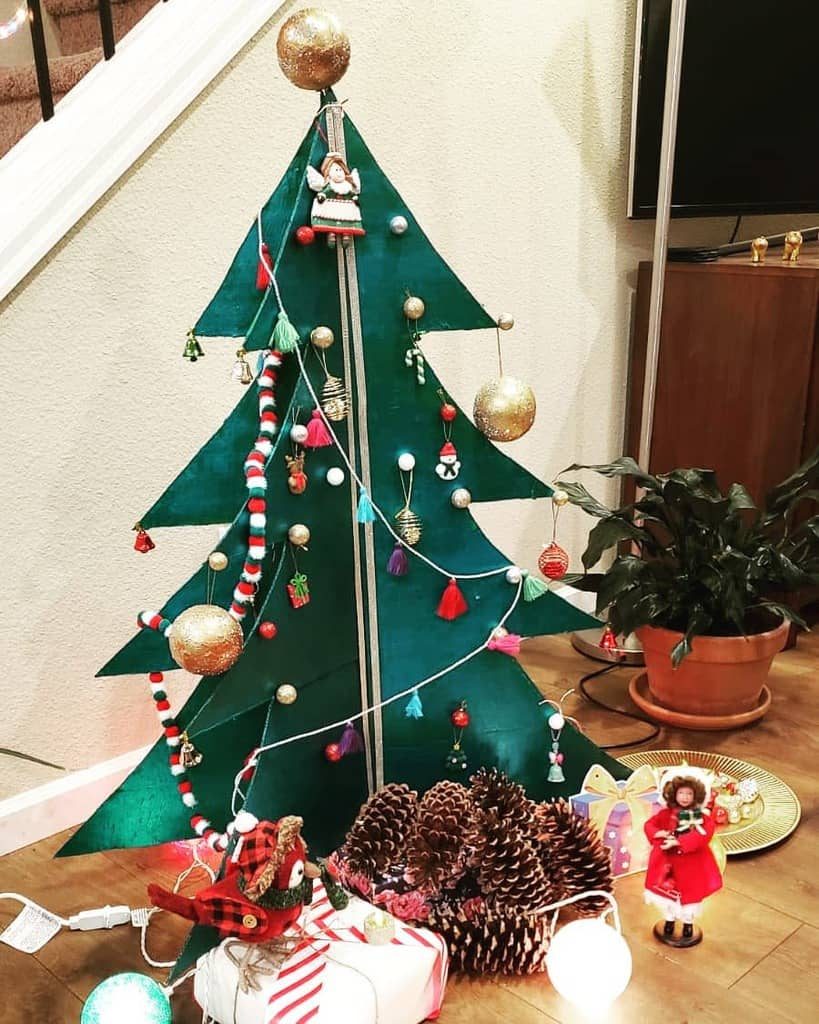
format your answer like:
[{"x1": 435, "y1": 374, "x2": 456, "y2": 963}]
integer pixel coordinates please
[
  {"x1": 304, "y1": 408, "x2": 333, "y2": 449},
  {"x1": 487, "y1": 629, "x2": 522, "y2": 655}
]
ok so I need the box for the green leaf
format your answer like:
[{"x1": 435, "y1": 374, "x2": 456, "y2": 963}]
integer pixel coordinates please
[
  {"x1": 582, "y1": 518, "x2": 652, "y2": 571},
  {"x1": 553, "y1": 480, "x2": 612, "y2": 519},
  {"x1": 726, "y1": 483, "x2": 757, "y2": 512},
  {"x1": 765, "y1": 445, "x2": 819, "y2": 513},
  {"x1": 754, "y1": 601, "x2": 807, "y2": 631},
  {"x1": 561, "y1": 457, "x2": 660, "y2": 491}
]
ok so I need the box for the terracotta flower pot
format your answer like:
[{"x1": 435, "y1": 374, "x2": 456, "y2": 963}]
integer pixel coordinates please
[{"x1": 636, "y1": 620, "x2": 789, "y2": 719}]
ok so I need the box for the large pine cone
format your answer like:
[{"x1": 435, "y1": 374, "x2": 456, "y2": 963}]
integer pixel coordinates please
[
  {"x1": 473, "y1": 809, "x2": 555, "y2": 912},
  {"x1": 428, "y1": 902, "x2": 550, "y2": 975},
  {"x1": 341, "y1": 782, "x2": 418, "y2": 878},
  {"x1": 535, "y1": 799, "x2": 613, "y2": 914},
  {"x1": 469, "y1": 767, "x2": 537, "y2": 830},
  {"x1": 406, "y1": 781, "x2": 475, "y2": 894}
]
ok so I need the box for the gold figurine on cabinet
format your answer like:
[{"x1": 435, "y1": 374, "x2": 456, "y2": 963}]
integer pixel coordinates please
[
  {"x1": 750, "y1": 236, "x2": 768, "y2": 265},
  {"x1": 782, "y1": 230, "x2": 803, "y2": 264}
]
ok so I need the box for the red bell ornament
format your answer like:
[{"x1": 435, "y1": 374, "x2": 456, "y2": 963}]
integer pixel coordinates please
[
  {"x1": 324, "y1": 742, "x2": 343, "y2": 763},
  {"x1": 134, "y1": 527, "x2": 155, "y2": 553},
  {"x1": 538, "y1": 541, "x2": 569, "y2": 580},
  {"x1": 599, "y1": 625, "x2": 619, "y2": 652},
  {"x1": 259, "y1": 621, "x2": 278, "y2": 640},
  {"x1": 451, "y1": 703, "x2": 470, "y2": 729}
]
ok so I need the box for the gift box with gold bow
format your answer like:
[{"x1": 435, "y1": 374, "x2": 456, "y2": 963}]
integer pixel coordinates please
[{"x1": 569, "y1": 764, "x2": 661, "y2": 876}]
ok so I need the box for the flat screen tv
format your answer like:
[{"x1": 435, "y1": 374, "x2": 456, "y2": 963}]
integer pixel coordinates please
[{"x1": 629, "y1": 0, "x2": 819, "y2": 218}]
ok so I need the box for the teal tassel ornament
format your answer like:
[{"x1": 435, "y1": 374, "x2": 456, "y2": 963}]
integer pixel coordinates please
[
  {"x1": 271, "y1": 311, "x2": 300, "y2": 353},
  {"x1": 523, "y1": 570, "x2": 549, "y2": 602},
  {"x1": 357, "y1": 489, "x2": 376, "y2": 524},
  {"x1": 404, "y1": 688, "x2": 424, "y2": 719}
]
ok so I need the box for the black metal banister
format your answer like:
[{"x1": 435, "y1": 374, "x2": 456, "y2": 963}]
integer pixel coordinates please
[
  {"x1": 98, "y1": 0, "x2": 115, "y2": 60},
  {"x1": 26, "y1": 0, "x2": 53, "y2": 121}
]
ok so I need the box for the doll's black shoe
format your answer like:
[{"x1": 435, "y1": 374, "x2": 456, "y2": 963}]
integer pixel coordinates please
[
  {"x1": 682, "y1": 923, "x2": 694, "y2": 940},
  {"x1": 663, "y1": 920, "x2": 675, "y2": 937}
]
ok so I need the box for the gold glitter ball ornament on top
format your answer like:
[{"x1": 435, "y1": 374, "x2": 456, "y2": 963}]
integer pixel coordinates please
[
  {"x1": 497, "y1": 313, "x2": 515, "y2": 331},
  {"x1": 276, "y1": 8, "x2": 351, "y2": 91},
  {"x1": 276, "y1": 684, "x2": 298, "y2": 705},
  {"x1": 310, "y1": 325, "x2": 335, "y2": 350},
  {"x1": 473, "y1": 376, "x2": 536, "y2": 442},
  {"x1": 208, "y1": 552, "x2": 229, "y2": 572},
  {"x1": 168, "y1": 605, "x2": 243, "y2": 676}
]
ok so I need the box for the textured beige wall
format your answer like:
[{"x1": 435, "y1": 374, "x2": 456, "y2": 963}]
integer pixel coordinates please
[{"x1": 0, "y1": 0, "x2": 809, "y2": 799}]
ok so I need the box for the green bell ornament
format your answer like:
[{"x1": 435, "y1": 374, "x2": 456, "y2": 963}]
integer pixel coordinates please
[{"x1": 182, "y1": 329, "x2": 204, "y2": 362}]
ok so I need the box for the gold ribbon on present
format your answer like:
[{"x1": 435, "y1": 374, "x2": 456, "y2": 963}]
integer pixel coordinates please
[{"x1": 578, "y1": 763, "x2": 659, "y2": 839}]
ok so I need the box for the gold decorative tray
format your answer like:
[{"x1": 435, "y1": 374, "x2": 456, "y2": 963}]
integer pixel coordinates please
[{"x1": 619, "y1": 749, "x2": 801, "y2": 855}]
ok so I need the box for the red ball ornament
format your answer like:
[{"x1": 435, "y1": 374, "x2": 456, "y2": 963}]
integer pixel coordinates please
[
  {"x1": 259, "y1": 621, "x2": 278, "y2": 640},
  {"x1": 450, "y1": 705, "x2": 470, "y2": 729},
  {"x1": 295, "y1": 225, "x2": 316, "y2": 246},
  {"x1": 538, "y1": 541, "x2": 569, "y2": 580},
  {"x1": 324, "y1": 742, "x2": 343, "y2": 763},
  {"x1": 440, "y1": 403, "x2": 457, "y2": 423}
]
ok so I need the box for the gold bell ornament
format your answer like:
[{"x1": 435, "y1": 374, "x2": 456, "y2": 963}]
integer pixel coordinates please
[{"x1": 231, "y1": 348, "x2": 253, "y2": 385}]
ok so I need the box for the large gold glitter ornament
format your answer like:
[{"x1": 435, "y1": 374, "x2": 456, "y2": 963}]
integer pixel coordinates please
[
  {"x1": 321, "y1": 375, "x2": 349, "y2": 421},
  {"x1": 395, "y1": 506, "x2": 423, "y2": 547},
  {"x1": 403, "y1": 296, "x2": 425, "y2": 321},
  {"x1": 288, "y1": 523, "x2": 311, "y2": 548},
  {"x1": 276, "y1": 683, "x2": 298, "y2": 705},
  {"x1": 473, "y1": 375, "x2": 536, "y2": 442},
  {"x1": 277, "y1": 8, "x2": 350, "y2": 91},
  {"x1": 168, "y1": 605, "x2": 243, "y2": 676},
  {"x1": 310, "y1": 325, "x2": 335, "y2": 350},
  {"x1": 208, "y1": 552, "x2": 229, "y2": 572}
]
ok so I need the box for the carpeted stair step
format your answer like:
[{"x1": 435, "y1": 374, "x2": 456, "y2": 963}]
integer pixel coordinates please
[
  {"x1": 0, "y1": 49, "x2": 102, "y2": 157},
  {"x1": 43, "y1": 0, "x2": 159, "y2": 57}
]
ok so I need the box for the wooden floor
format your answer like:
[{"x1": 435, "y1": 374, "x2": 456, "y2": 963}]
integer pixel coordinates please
[{"x1": 1, "y1": 631, "x2": 817, "y2": 1023}]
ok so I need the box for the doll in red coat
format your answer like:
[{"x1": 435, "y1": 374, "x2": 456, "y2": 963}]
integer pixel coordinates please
[{"x1": 644, "y1": 766, "x2": 723, "y2": 945}]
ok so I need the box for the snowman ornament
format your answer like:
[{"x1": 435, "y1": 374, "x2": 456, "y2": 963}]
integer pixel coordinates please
[{"x1": 436, "y1": 441, "x2": 461, "y2": 480}]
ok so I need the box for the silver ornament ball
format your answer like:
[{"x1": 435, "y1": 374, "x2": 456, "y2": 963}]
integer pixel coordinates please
[
  {"x1": 389, "y1": 215, "x2": 409, "y2": 236},
  {"x1": 505, "y1": 566, "x2": 523, "y2": 585},
  {"x1": 450, "y1": 487, "x2": 472, "y2": 509}
]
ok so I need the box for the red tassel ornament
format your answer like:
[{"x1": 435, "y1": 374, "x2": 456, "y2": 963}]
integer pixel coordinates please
[
  {"x1": 256, "y1": 243, "x2": 273, "y2": 290},
  {"x1": 304, "y1": 408, "x2": 333, "y2": 449},
  {"x1": 134, "y1": 527, "x2": 155, "y2": 553},
  {"x1": 436, "y1": 578, "x2": 468, "y2": 620}
]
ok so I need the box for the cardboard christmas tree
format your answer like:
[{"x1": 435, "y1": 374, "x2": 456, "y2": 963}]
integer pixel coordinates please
[{"x1": 61, "y1": 91, "x2": 627, "y2": 866}]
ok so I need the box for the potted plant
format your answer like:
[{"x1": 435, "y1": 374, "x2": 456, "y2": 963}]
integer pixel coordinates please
[{"x1": 557, "y1": 452, "x2": 819, "y2": 727}]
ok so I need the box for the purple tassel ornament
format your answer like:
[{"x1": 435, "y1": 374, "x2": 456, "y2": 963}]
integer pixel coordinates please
[
  {"x1": 338, "y1": 721, "x2": 364, "y2": 756},
  {"x1": 387, "y1": 542, "x2": 409, "y2": 576}
]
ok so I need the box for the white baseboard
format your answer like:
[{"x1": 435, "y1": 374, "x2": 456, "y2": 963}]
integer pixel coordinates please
[{"x1": 0, "y1": 746, "x2": 149, "y2": 856}]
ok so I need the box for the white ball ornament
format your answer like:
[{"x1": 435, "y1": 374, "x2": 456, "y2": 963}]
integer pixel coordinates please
[
  {"x1": 326, "y1": 467, "x2": 345, "y2": 487},
  {"x1": 548, "y1": 712, "x2": 565, "y2": 731},
  {"x1": 546, "y1": 919, "x2": 632, "y2": 1015},
  {"x1": 397, "y1": 452, "x2": 416, "y2": 472},
  {"x1": 290, "y1": 424, "x2": 309, "y2": 445},
  {"x1": 389, "y1": 215, "x2": 409, "y2": 235},
  {"x1": 505, "y1": 565, "x2": 523, "y2": 585}
]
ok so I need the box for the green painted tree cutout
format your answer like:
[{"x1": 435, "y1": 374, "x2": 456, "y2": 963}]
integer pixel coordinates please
[{"x1": 62, "y1": 94, "x2": 624, "y2": 867}]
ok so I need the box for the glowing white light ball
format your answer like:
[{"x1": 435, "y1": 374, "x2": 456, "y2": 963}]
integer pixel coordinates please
[
  {"x1": 81, "y1": 974, "x2": 172, "y2": 1024},
  {"x1": 397, "y1": 452, "x2": 416, "y2": 472},
  {"x1": 546, "y1": 919, "x2": 632, "y2": 1014},
  {"x1": 326, "y1": 467, "x2": 345, "y2": 487},
  {"x1": 547, "y1": 712, "x2": 565, "y2": 730}
]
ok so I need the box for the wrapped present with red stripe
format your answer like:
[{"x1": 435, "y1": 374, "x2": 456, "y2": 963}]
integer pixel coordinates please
[
  {"x1": 193, "y1": 878, "x2": 448, "y2": 1024},
  {"x1": 287, "y1": 572, "x2": 311, "y2": 609}
]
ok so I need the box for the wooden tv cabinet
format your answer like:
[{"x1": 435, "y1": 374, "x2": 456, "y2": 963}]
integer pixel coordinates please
[{"x1": 627, "y1": 244, "x2": 819, "y2": 504}]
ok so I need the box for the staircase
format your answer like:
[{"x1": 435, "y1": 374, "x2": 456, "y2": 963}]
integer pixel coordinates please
[{"x1": 0, "y1": 0, "x2": 160, "y2": 157}]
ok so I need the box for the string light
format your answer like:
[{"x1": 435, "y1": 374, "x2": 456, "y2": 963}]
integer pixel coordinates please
[{"x1": 0, "y1": 5, "x2": 27, "y2": 41}]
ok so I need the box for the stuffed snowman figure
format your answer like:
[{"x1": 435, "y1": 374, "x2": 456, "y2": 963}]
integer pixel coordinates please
[{"x1": 435, "y1": 441, "x2": 461, "y2": 480}]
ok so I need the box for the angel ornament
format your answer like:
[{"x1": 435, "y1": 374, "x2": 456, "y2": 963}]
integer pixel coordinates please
[{"x1": 306, "y1": 153, "x2": 365, "y2": 249}]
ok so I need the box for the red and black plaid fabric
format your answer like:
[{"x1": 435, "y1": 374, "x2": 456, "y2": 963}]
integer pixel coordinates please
[
  {"x1": 234, "y1": 820, "x2": 280, "y2": 886},
  {"x1": 196, "y1": 876, "x2": 273, "y2": 940}
]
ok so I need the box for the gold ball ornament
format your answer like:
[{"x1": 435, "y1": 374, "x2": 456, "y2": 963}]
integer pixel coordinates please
[
  {"x1": 403, "y1": 296, "x2": 425, "y2": 321},
  {"x1": 208, "y1": 552, "x2": 229, "y2": 572},
  {"x1": 288, "y1": 523, "x2": 311, "y2": 548},
  {"x1": 168, "y1": 605, "x2": 243, "y2": 676},
  {"x1": 276, "y1": 8, "x2": 350, "y2": 91},
  {"x1": 473, "y1": 376, "x2": 536, "y2": 442},
  {"x1": 450, "y1": 487, "x2": 472, "y2": 509},
  {"x1": 310, "y1": 325, "x2": 335, "y2": 350},
  {"x1": 276, "y1": 683, "x2": 298, "y2": 705},
  {"x1": 497, "y1": 313, "x2": 515, "y2": 331},
  {"x1": 551, "y1": 489, "x2": 570, "y2": 507}
]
